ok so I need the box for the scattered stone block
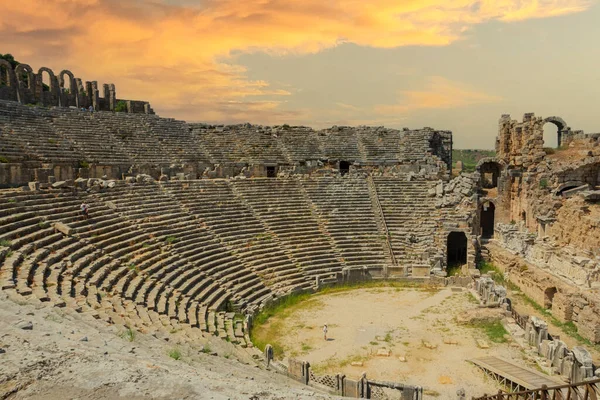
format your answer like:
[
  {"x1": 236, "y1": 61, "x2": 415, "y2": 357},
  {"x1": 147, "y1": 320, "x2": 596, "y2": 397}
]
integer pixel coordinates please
[
  {"x1": 52, "y1": 180, "x2": 68, "y2": 189},
  {"x1": 423, "y1": 341, "x2": 438, "y2": 349},
  {"x1": 15, "y1": 320, "x2": 33, "y2": 330},
  {"x1": 54, "y1": 222, "x2": 73, "y2": 236},
  {"x1": 438, "y1": 375, "x2": 453, "y2": 384},
  {"x1": 376, "y1": 348, "x2": 391, "y2": 357},
  {"x1": 476, "y1": 339, "x2": 490, "y2": 349},
  {"x1": 398, "y1": 356, "x2": 407, "y2": 362},
  {"x1": 28, "y1": 181, "x2": 40, "y2": 191},
  {"x1": 443, "y1": 338, "x2": 458, "y2": 345},
  {"x1": 350, "y1": 361, "x2": 363, "y2": 367}
]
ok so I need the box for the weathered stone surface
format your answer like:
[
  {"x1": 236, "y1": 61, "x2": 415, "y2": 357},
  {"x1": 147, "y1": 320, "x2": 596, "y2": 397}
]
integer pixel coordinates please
[
  {"x1": 54, "y1": 222, "x2": 73, "y2": 236},
  {"x1": 52, "y1": 180, "x2": 68, "y2": 188},
  {"x1": 376, "y1": 348, "x2": 391, "y2": 356},
  {"x1": 15, "y1": 320, "x2": 33, "y2": 330}
]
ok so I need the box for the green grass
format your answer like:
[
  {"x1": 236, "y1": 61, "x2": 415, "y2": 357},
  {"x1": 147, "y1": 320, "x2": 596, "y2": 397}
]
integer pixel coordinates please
[
  {"x1": 481, "y1": 262, "x2": 600, "y2": 351},
  {"x1": 470, "y1": 320, "x2": 508, "y2": 343},
  {"x1": 165, "y1": 236, "x2": 177, "y2": 245},
  {"x1": 250, "y1": 281, "x2": 442, "y2": 358},
  {"x1": 168, "y1": 348, "x2": 181, "y2": 360},
  {"x1": 0, "y1": 239, "x2": 11, "y2": 247},
  {"x1": 466, "y1": 292, "x2": 480, "y2": 304},
  {"x1": 479, "y1": 262, "x2": 508, "y2": 286},
  {"x1": 384, "y1": 331, "x2": 393, "y2": 343},
  {"x1": 201, "y1": 344, "x2": 211, "y2": 354},
  {"x1": 452, "y1": 149, "x2": 496, "y2": 172},
  {"x1": 119, "y1": 327, "x2": 136, "y2": 342},
  {"x1": 0, "y1": 156, "x2": 8, "y2": 163},
  {"x1": 446, "y1": 263, "x2": 462, "y2": 276}
]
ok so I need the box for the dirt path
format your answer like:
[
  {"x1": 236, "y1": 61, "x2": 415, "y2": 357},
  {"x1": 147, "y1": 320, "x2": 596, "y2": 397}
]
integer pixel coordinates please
[{"x1": 255, "y1": 286, "x2": 527, "y2": 399}]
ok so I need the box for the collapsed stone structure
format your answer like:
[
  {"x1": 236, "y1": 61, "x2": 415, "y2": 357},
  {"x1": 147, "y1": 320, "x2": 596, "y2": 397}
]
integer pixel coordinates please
[
  {"x1": 2, "y1": 58, "x2": 600, "y2": 396},
  {"x1": 0, "y1": 69, "x2": 486, "y2": 382},
  {"x1": 480, "y1": 112, "x2": 600, "y2": 345},
  {"x1": 0, "y1": 62, "x2": 153, "y2": 113}
]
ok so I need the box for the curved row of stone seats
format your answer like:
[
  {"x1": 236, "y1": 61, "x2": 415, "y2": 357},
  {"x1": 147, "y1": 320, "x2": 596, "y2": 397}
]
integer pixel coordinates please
[
  {"x1": 0, "y1": 100, "x2": 81, "y2": 163},
  {"x1": 400, "y1": 130, "x2": 438, "y2": 162},
  {"x1": 0, "y1": 124, "x2": 29, "y2": 162},
  {"x1": 0, "y1": 188, "x2": 245, "y2": 344},
  {"x1": 95, "y1": 182, "x2": 273, "y2": 316},
  {"x1": 90, "y1": 183, "x2": 238, "y2": 332},
  {"x1": 190, "y1": 124, "x2": 289, "y2": 165},
  {"x1": 373, "y1": 178, "x2": 438, "y2": 272},
  {"x1": 276, "y1": 128, "x2": 323, "y2": 162},
  {"x1": 163, "y1": 180, "x2": 313, "y2": 295},
  {"x1": 301, "y1": 178, "x2": 389, "y2": 268},
  {"x1": 318, "y1": 127, "x2": 363, "y2": 161},
  {"x1": 144, "y1": 117, "x2": 211, "y2": 164},
  {"x1": 357, "y1": 128, "x2": 404, "y2": 163},
  {"x1": 91, "y1": 112, "x2": 172, "y2": 166},
  {"x1": 50, "y1": 110, "x2": 132, "y2": 165},
  {"x1": 230, "y1": 179, "x2": 345, "y2": 283}
]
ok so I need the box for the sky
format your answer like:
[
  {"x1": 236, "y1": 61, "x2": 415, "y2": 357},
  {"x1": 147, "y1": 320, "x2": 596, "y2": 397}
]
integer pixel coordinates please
[{"x1": 1, "y1": 0, "x2": 599, "y2": 149}]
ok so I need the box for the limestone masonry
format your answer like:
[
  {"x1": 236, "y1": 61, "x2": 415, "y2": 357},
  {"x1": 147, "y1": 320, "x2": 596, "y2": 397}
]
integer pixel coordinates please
[{"x1": 1, "y1": 60, "x2": 600, "y2": 399}]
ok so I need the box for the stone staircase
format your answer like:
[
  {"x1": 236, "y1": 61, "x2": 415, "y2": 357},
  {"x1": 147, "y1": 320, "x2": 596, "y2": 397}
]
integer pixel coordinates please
[
  {"x1": 373, "y1": 177, "x2": 438, "y2": 275},
  {"x1": 302, "y1": 177, "x2": 390, "y2": 271}
]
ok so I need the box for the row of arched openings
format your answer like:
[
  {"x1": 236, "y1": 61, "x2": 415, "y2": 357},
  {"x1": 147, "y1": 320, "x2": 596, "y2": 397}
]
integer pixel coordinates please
[{"x1": 0, "y1": 63, "x2": 75, "y2": 93}]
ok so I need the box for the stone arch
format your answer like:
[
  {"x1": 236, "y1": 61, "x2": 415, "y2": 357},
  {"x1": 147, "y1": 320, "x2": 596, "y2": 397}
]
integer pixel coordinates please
[
  {"x1": 554, "y1": 181, "x2": 585, "y2": 196},
  {"x1": 15, "y1": 63, "x2": 33, "y2": 89},
  {"x1": 37, "y1": 67, "x2": 56, "y2": 92},
  {"x1": 544, "y1": 116, "x2": 568, "y2": 132},
  {"x1": 0, "y1": 59, "x2": 15, "y2": 86},
  {"x1": 543, "y1": 116, "x2": 568, "y2": 148},
  {"x1": 59, "y1": 69, "x2": 75, "y2": 92},
  {"x1": 476, "y1": 157, "x2": 506, "y2": 189}
]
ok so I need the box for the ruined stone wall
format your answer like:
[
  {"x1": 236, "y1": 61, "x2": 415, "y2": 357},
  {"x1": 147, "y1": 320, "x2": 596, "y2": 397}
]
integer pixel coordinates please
[
  {"x1": 484, "y1": 112, "x2": 600, "y2": 344},
  {"x1": 487, "y1": 241, "x2": 600, "y2": 343},
  {"x1": 0, "y1": 62, "x2": 153, "y2": 113},
  {"x1": 0, "y1": 100, "x2": 453, "y2": 186}
]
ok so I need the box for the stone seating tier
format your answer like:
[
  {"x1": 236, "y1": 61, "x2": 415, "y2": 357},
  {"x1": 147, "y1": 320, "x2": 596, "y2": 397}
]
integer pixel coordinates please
[
  {"x1": 0, "y1": 100, "x2": 449, "y2": 173},
  {"x1": 0, "y1": 176, "x2": 458, "y2": 349}
]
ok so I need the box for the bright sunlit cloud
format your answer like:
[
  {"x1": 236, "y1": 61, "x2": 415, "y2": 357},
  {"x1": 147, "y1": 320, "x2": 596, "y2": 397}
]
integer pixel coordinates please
[{"x1": 0, "y1": 0, "x2": 593, "y2": 129}]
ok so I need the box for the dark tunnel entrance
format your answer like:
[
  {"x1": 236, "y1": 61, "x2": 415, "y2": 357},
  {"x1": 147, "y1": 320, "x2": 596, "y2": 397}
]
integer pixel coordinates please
[{"x1": 447, "y1": 231, "x2": 467, "y2": 267}]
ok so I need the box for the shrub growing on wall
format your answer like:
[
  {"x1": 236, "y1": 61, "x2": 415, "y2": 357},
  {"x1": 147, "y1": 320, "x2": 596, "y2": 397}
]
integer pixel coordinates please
[{"x1": 115, "y1": 100, "x2": 128, "y2": 112}]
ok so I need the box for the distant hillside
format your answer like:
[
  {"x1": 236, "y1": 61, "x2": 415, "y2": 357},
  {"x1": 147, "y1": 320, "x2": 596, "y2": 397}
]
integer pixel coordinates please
[{"x1": 452, "y1": 149, "x2": 496, "y2": 172}]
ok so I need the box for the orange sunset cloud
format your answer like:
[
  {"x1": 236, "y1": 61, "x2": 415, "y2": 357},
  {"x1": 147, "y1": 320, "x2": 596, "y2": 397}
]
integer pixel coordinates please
[{"x1": 0, "y1": 0, "x2": 592, "y2": 125}]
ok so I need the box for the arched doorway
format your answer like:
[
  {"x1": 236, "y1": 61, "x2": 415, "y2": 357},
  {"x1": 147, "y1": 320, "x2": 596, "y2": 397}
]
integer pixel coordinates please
[
  {"x1": 480, "y1": 202, "x2": 495, "y2": 238},
  {"x1": 543, "y1": 123, "x2": 559, "y2": 149},
  {"x1": 447, "y1": 231, "x2": 467, "y2": 267},
  {"x1": 479, "y1": 161, "x2": 502, "y2": 189},
  {"x1": 542, "y1": 117, "x2": 567, "y2": 149}
]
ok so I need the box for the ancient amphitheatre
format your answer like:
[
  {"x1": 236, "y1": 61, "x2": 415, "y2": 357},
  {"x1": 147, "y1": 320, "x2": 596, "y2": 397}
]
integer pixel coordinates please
[{"x1": 0, "y1": 59, "x2": 599, "y2": 400}]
